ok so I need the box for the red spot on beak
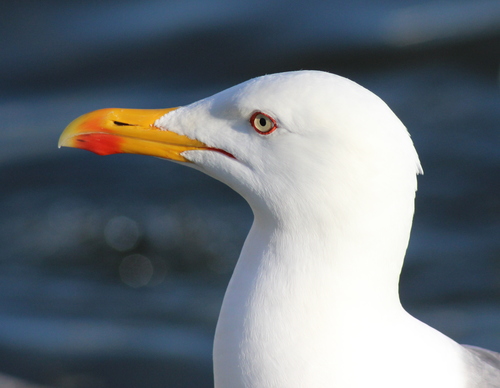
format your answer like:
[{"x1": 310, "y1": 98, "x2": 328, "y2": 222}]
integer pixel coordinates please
[{"x1": 74, "y1": 133, "x2": 124, "y2": 156}]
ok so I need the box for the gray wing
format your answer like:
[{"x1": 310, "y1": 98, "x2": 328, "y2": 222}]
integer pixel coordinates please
[{"x1": 463, "y1": 344, "x2": 500, "y2": 387}]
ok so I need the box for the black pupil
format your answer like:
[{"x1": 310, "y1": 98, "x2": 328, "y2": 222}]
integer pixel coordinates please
[{"x1": 259, "y1": 117, "x2": 267, "y2": 128}]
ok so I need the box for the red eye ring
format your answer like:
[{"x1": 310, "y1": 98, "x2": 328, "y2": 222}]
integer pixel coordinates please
[{"x1": 250, "y1": 112, "x2": 277, "y2": 135}]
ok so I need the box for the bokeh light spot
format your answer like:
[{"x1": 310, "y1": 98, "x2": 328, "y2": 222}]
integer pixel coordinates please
[
  {"x1": 119, "y1": 254, "x2": 153, "y2": 288},
  {"x1": 104, "y1": 216, "x2": 140, "y2": 252}
]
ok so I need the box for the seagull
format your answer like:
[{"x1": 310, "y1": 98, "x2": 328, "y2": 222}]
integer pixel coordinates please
[{"x1": 59, "y1": 71, "x2": 500, "y2": 387}]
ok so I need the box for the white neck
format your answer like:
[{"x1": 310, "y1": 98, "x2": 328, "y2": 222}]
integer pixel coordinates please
[
  {"x1": 212, "y1": 179, "x2": 468, "y2": 387},
  {"x1": 209, "y1": 126, "x2": 472, "y2": 388}
]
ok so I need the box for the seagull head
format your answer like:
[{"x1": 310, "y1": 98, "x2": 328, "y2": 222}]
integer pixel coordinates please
[{"x1": 59, "y1": 71, "x2": 422, "y2": 224}]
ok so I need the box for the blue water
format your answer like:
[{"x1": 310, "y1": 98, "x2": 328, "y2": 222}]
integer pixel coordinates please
[{"x1": 1, "y1": 1, "x2": 500, "y2": 387}]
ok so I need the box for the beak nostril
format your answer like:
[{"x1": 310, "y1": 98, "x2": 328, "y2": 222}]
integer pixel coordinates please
[{"x1": 113, "y1": 121, "x2": 133, "y2": 126}]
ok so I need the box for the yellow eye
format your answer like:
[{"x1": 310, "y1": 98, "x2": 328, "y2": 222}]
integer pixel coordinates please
[{"x1": 250, "y1": 112, "x2": 277, "y2": 135}]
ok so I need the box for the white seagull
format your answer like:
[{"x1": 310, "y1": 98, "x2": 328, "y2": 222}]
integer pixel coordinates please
[{"x1": 59, "y1": 71, "x2": 500, "y2": 387}]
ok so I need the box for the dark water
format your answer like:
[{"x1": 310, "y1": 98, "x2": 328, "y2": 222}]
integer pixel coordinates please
[{"x1": 1, "y1": 1, "x2": 500, "y2": 387}]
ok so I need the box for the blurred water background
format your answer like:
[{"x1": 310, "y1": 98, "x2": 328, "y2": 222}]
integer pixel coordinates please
[{"x1": 1, "y1": 0, "x2": 500, "y2": 387}]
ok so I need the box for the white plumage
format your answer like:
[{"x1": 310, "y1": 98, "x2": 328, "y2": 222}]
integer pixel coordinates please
[{"x1": 60, "y1": 70, "x2": 500, "y2": 387}]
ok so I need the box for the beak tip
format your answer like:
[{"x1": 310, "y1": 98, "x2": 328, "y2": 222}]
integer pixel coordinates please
[{"x1": 58, "y1": 130, "x2": 73, "y2": 149}]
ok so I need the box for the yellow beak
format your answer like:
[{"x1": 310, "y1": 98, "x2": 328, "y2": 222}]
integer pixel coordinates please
[{"x1": 58, "y1": 108, "x2": 208, "y2": 162}]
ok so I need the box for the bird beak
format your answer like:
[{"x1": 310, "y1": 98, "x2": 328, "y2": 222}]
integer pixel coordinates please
[{"x1": 58, "y1": 107, "x2": 208, "y2": 162}]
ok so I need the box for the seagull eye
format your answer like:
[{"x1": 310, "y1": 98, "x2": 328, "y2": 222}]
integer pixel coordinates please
[{"x1": 250, "y1": 112, "x2": 277, "y2": 135}]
